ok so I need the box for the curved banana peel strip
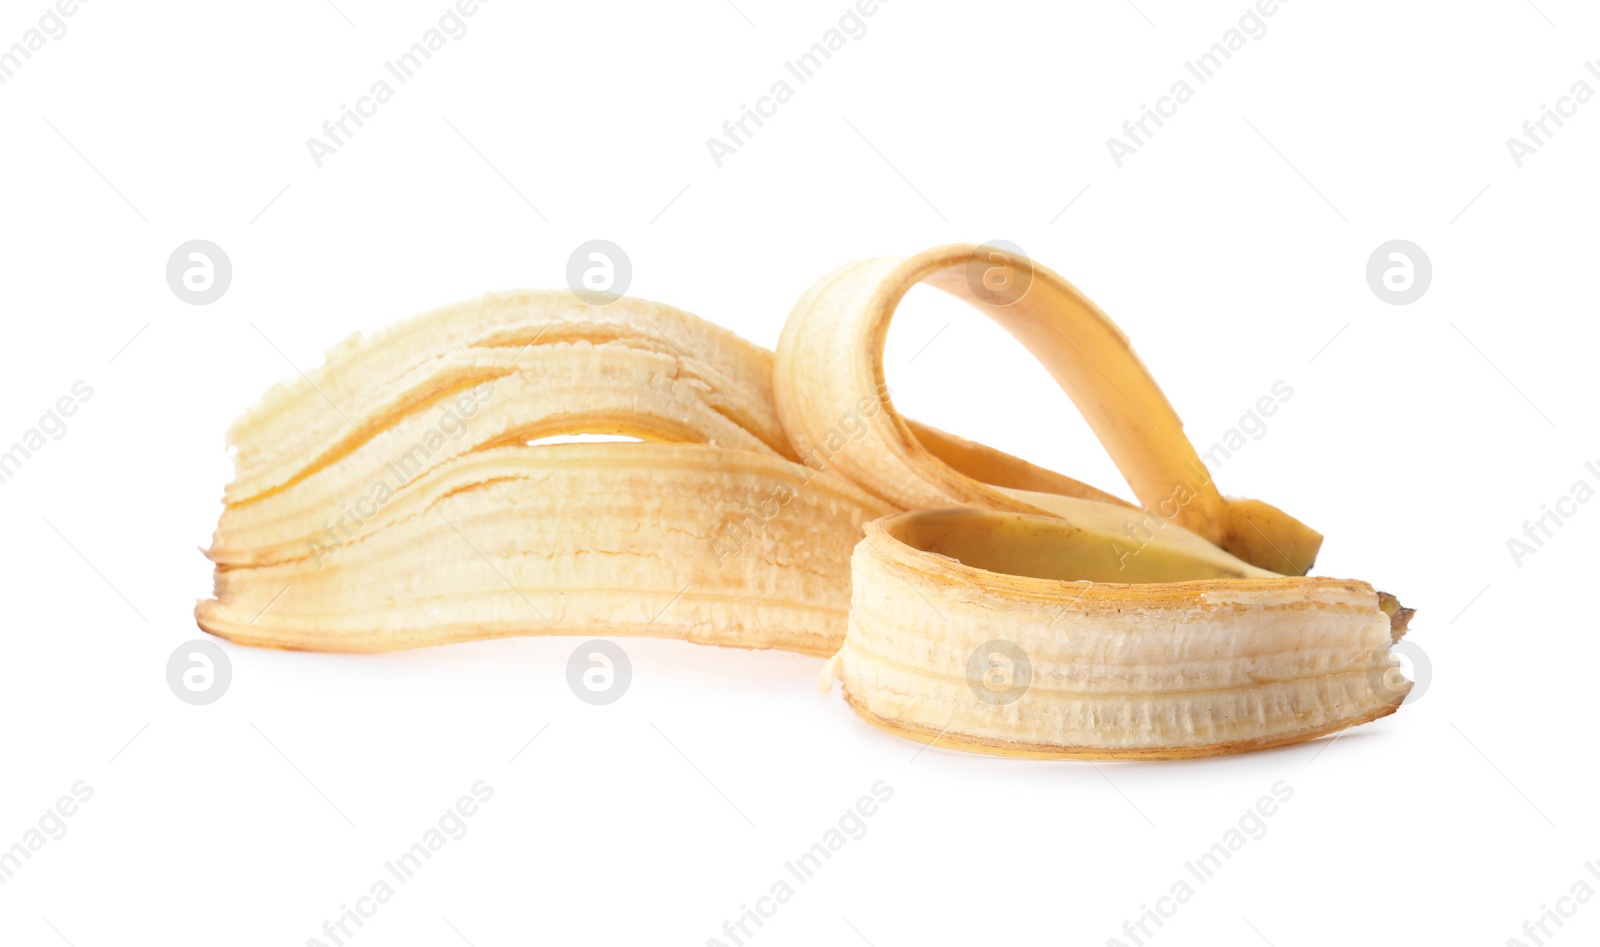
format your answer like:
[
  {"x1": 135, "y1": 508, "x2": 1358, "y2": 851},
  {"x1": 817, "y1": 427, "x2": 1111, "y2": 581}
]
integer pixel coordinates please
[
  {"x1": 199, "y1": 292, "x2": 891, "y2": 655},
  {"x1": 774, "y1": 244, "x2": 1323, "y2": 574},
  {"x1": 202, "y1": 443, "x2": 887, "y2": 656},
  {"x1": 829, "y1": 510, "x2": 1408, "y2": 760},
  {"x1": 198, "y1": 244, "x2": 1412, "y2": 759}
]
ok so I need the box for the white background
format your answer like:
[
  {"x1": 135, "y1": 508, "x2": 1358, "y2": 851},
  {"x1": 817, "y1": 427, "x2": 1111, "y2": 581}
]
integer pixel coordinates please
[{"x1": 1, "y1": 0, "x2": 1595, "y2": 944}]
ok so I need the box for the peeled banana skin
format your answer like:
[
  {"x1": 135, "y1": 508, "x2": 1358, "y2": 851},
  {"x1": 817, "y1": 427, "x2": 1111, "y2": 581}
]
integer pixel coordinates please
[
  {"x1": 829, "y1": 511, "x2": 1408, "y2": 760},
  {"x1": 199, "y1": 292, "x2": 891, "y2": 656},
  {"x1": 198, "y1": 244, "x2": 1414, "y2": 759}
]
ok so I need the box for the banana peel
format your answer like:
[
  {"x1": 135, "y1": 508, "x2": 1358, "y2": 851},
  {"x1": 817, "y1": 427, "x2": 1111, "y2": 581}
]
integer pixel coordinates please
[{"x1": 198, "y1": 244, "x2": 1413, "y2": 758}]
